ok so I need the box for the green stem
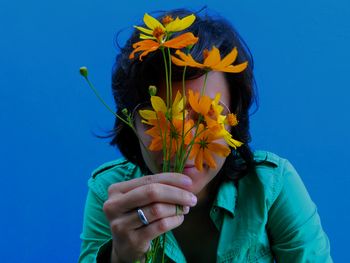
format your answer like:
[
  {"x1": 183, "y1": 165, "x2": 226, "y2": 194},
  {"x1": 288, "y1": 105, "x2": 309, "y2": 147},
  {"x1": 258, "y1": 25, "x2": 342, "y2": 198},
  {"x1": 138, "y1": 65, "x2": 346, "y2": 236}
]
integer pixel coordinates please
[
  {"x1": 167, "y1": 48, "x2": 173, "y2": 172},
  {"x1": 160, "y1": 48, "x2": 172, "y2": 172},
  {"x1": 179, "y1": 120, "x2": 207, "y2": 171},
  {"x1": 176, "y1": 65, "x2": 188, "y2": 173},
  {"x1": 83, "y1": 75, "x2": 153, "y2": 165},
  {"x1": 161, "y1": 48, "x2": 170, "y2": 107},
  {"x1": 180, "y1": 71, "x2": 209, "y2": 170},
  {"x1": 84, "y1": 76, "x2": 130, "y2": 127},
  {"x1": 167, "y1": 48, "x2": 173, "y2": 109},
  {"x1": 200, "y1": 71, "x2": 209, "y2": 96}
]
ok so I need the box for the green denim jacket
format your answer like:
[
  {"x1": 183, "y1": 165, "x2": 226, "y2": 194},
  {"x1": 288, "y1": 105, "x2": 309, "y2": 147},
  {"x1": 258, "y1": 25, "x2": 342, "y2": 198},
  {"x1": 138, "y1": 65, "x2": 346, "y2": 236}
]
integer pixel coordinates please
[{"x1": 78, "y1": 150, "x2": 332, "y2": 263}]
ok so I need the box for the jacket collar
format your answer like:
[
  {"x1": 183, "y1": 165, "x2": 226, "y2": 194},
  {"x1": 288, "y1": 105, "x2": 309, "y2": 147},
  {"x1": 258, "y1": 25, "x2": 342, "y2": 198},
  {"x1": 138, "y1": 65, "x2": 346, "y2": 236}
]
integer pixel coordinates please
[
  {"x1": 212, "y1": 180, "x2": 237, "y2": 217},
  {"x1": 212, "y1": 150, "x2": 280, "y2": 217}
]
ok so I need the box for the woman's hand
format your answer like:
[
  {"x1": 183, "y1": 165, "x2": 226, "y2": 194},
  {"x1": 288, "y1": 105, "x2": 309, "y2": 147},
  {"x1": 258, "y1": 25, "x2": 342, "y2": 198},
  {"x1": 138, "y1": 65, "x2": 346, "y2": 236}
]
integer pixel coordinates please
[{"x1": 103, "y1": 173, "x2": 197, "y2": 263}]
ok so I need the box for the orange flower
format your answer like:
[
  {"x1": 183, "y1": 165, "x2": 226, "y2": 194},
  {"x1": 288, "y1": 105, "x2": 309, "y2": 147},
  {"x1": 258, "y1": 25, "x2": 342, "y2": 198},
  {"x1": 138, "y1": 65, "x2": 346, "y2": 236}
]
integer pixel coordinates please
[
  {"x1": 187, "y1": 90, "x2": 243, "y2": 149},
  {"x1": 189, "y1": 124, "x2": 231, "y2": 171},
  {"x1": 171, "y1": 46, "x2": 248, "y2": 73},
  {"x1": 201, "y1": 93, "x2": 243, "y2": 149},
  {"x1": 129, "y1": 32, "x2": 198, "y2": 61},
  {"x1": 145, "y1": 111, "x2": 194, "y2": 160},
  {"x1": 188, "y1": 90, "x2": 212, "y2": 116}
]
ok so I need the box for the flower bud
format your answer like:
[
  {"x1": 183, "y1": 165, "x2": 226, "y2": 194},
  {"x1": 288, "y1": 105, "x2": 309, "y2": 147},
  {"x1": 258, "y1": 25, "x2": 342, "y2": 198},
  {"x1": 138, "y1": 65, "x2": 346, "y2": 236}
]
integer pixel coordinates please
[
  {"x1": 122, "y1": 108, "x2": 128, "y2": 116},
  {"x1": 148, "y1": 85, "x2": 157, "y2": 96},
  {"x1": 79, "y1": 66, "x2": 88, "y2": 77}
]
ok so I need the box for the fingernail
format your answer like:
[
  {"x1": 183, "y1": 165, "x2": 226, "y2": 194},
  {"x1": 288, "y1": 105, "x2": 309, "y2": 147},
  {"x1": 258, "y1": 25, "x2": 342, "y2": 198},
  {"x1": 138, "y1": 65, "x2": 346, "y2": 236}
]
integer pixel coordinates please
[
  {"x1": 190, "y1": 194, "x2": 197, "y2": 206},
  {"x1": 182, "y1": 206, "x2": 190, "y2": 214},
  {"x1": 182, "y1": 176, "x2": 192, "y2": 186}
]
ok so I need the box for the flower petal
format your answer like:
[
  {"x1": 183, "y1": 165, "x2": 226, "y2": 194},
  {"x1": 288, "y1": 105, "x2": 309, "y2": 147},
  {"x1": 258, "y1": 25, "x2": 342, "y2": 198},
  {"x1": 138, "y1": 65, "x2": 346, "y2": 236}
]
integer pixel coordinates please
[
  {"x1": 204, "y1": 115, "x2": 219, "y2": 128},
  {"x1": 218, "y1": 129, "x2": 243, "y2": 149},
  {"x1": 184, "y1": 120, "x2": 194, "y2": 145},
  {"x1": 166, "y1": 14, "x2": 196, "y2": 32},
  {"x1": 163, "y1": 32, "x2": 198, "y2": 49},
  {"x1": 207, "y1": 142, "x2": 231, "y2": 157},
  {"x1": 171, "y1": 56, "x2": 190, "y2": 67},
  {"x1": 188, "y1": 90, "x2": 201, "y2": 113},
  {"x1": 204, "y1": 46, "x2": 221, "y2": 67},
  {"x1": 139, "y1": 47, "x2": 160, "y2": 60},
  {"x1": 217, "y1": 61, "x2": 248, "y2": 73},
  {"x1": 151, "y1": 96, "x2": 167, "y2": 113},
  {"x1": 194, "y1": 148, "x2": 203, "y2": 171},
  {"x1": 203, "y1": 149, "x2": 217, "y2": 169},
  {"x1": 145, "y1": 126, "x2": 161, "y2": 137},
  {"x1": 225, "y1": 135, "x2": 243, "y2": 149},
  {"x1": 149, "y1": 138, "x2": 163, "y2": 151},
  {"x1": 139, "y1": 109, "x2": 156, "y2": 121},
  {"x1": 129, "y1": 40, "x2": 160, "y2": 60},
  {"x1": 139, "y1": 34, "x2": 156, "y2": 40},
  {"x1": 216, "y1": 47, "x2": 238, "y2": 68},
  {"x1": 211, "y1": 93, "x2": 224, "y2": 116},
  {"x1": 173, "y1": 90, "x2": 182, "y2": 106},
  {"x1": 189, "y1": 143, "x2": 199, "y2": 160},
  {"x1": 134, "y1": 26, "x2": 153, "y2": 35},
  {"x1": 172, "y1": 90, "x2": 185, "y2": 118},
  {"x1": 143, "y1": 13, "x2": 165, "y2": 31},
  {"x1": 171, "y1": 49, "x2": 204, "y2": 68},
  {"x1": 198, "y1": 95, "x2": 212, "y2": 116}
]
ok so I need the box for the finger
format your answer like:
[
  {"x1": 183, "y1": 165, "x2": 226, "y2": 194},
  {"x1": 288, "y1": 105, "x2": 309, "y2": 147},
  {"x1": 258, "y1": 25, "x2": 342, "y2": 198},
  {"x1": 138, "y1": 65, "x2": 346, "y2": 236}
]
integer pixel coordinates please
[
  {"x1": 108, "y1": 173, "x2": 193, "y2": 195},
  {"x1": 104, "y1": 183, "x2": 196, "y2": 219},
  {"x1": 118, "y1": 183, "x2": 197, "y2": 213},
  {"x1": 116, "y1": 204, "x2": 190, "y2": 230},
  {"x1": 136, "y1": 214, "x2": 185, "y2": 241}
]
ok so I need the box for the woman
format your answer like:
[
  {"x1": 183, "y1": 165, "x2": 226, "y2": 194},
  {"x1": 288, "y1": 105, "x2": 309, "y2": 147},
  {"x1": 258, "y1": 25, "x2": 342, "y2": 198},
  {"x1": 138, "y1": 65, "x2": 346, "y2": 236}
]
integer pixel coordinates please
[{"x1": 79, "y1": 8, "x2": 332, "y2": 263}]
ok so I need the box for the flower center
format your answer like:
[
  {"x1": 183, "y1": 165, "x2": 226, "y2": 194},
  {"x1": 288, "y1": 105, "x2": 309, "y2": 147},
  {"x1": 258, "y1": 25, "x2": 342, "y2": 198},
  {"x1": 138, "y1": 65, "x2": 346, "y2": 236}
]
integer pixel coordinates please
[
  {"x1": 162, "y1": 15, "x2": 174, "y2": 25},
  {"x1": 170, "y1": 125, "x2": 180, "y2": 140},
  {"x1": 198, "y1": 137, "x2": 209, "y2": 150},
  {"x1": 153, "y1": 26, "x2": 165, "y2": 41}
]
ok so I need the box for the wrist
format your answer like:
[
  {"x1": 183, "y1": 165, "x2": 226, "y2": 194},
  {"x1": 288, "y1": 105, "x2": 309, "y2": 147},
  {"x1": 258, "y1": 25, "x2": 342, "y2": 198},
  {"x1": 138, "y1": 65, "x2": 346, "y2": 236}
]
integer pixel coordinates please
[{"x1": 111, "y1": 241, "x2": 145, "y2": 263}]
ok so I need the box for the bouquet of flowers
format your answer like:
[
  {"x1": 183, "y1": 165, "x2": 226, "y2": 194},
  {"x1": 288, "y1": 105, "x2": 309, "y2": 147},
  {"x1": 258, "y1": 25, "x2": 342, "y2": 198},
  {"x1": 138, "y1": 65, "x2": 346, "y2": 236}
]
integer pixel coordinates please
[{"x1": 80, "y1": 12, "x2": 247, "y2": 263}]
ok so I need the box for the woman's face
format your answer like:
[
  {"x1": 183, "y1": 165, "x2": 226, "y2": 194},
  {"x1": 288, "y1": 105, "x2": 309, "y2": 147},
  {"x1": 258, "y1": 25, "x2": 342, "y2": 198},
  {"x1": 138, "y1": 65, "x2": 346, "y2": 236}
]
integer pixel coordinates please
[{"x1": 135, "y1": 71, "x2": 231, "y2": 196}]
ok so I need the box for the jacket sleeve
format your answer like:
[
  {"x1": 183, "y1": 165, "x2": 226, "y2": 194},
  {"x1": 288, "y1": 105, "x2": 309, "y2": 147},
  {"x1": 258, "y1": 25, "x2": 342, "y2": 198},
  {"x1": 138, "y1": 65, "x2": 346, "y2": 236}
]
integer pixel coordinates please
[
  {"x1": 78, "y1": 183, "x2": 113, "y2": 263},
  {"x1": 266, "y1": 159, "x2": 333, "y2": 263}
]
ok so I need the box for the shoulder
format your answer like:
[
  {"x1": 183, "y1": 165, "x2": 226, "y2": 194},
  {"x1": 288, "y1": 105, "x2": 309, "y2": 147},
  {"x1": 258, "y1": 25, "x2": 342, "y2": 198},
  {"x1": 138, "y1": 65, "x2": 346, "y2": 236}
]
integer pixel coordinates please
[
  {"x1": 253, "y1": 150, "x2": 291, "y2": 178},
  {"x1": 87, "y1": 157, "x2": 143, "y2": 201},
  {"x1": 245, "y1": 150, "x2": 297, "y2": 209}
]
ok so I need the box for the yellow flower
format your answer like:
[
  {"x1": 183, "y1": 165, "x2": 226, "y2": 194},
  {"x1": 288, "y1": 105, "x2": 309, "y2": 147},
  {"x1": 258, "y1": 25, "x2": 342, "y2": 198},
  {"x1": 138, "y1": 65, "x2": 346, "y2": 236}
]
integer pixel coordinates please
[
  {"x1": 134, "y1": 13, "x2": 196, "y2": 42},
  {"x1": 209, "y1": 93, "x2": 226, "y2": 121},
  {"x1": 205, "y1": 93, "x2": 243, "y2": 149},
  {"x1": 218, "y1": 128, "x2": 243, "y2": 149},
  {"x1": 171, "y1": 46, "x2": 248, "y2": 73},
  {"x1": 139, "y1": 90, "x2": 186, "y2": 125},
  {"x1": 129, "y1": 32, "x2": 198, "y2": 61},
  {"x1": 189, "y1": 124, "x2": 231, "y2": 171},
  {"x1": 204, "y1": 116, "x2": 242, "y2": 149}
]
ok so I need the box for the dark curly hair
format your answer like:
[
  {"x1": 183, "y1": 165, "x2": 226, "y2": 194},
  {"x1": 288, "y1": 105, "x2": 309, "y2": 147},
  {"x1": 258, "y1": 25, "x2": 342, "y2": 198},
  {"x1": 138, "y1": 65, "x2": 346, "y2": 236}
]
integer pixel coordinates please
[{"x1": 107, "y1": 7, "x2": 259, "y2": 180}]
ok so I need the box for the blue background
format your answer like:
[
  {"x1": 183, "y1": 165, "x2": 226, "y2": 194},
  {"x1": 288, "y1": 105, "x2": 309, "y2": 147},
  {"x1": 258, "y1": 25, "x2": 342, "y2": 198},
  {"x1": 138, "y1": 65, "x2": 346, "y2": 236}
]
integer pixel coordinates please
[{"x1": 0, "y1": 0, "x2": 349, "y2": 262}]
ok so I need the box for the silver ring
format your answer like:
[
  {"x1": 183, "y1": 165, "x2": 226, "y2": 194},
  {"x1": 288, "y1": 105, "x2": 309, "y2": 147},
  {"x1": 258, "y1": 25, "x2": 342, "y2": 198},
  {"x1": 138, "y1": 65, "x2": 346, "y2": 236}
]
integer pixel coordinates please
[{"x1": 137, "y1": 208, "x2": 149, "y2": 226}]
